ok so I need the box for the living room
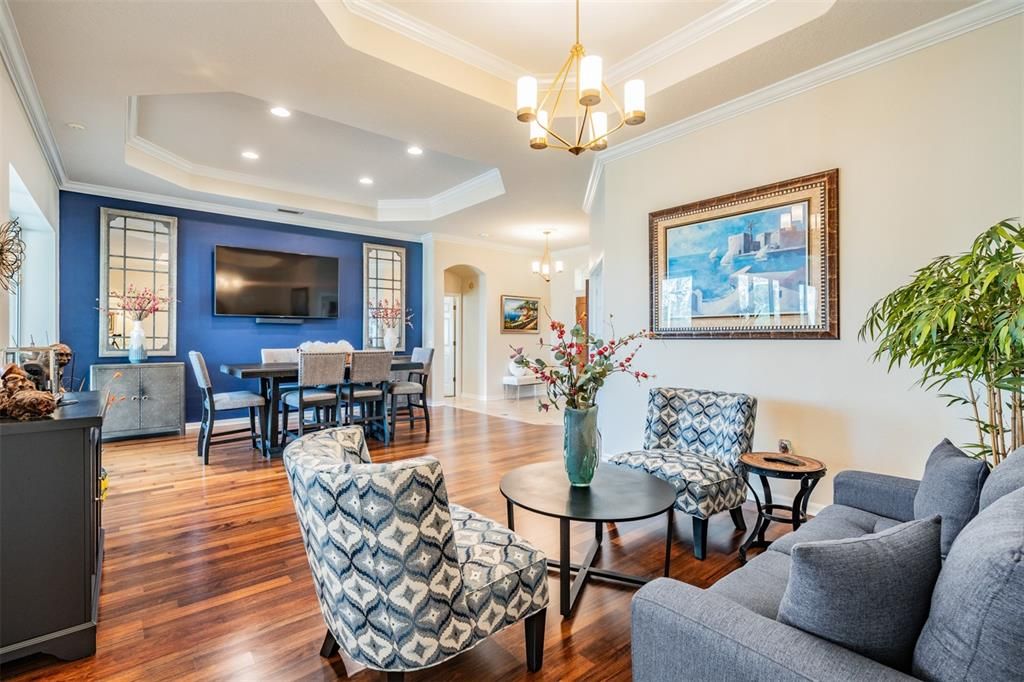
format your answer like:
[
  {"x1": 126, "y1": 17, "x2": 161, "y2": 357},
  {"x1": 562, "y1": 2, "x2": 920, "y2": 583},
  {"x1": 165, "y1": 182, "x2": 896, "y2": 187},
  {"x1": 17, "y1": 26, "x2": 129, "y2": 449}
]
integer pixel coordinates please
[{"x1": 0, "y1": 1, "x2": 1021, "y2": 680}]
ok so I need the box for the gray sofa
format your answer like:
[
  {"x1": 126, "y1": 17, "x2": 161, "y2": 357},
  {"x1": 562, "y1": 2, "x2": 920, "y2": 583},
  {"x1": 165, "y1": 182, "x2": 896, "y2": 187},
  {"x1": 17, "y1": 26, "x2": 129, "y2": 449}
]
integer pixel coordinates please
[{"x1": 631, "y1": 447, "x2": 1024, "y2": 681}]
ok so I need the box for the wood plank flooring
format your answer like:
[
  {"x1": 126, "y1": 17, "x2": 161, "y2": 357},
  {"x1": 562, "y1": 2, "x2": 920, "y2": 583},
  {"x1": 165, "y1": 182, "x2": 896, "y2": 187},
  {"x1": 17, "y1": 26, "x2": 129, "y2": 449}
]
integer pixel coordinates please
[{"x1": 1, "y1": 407, "x2": 782, "y2": 682}]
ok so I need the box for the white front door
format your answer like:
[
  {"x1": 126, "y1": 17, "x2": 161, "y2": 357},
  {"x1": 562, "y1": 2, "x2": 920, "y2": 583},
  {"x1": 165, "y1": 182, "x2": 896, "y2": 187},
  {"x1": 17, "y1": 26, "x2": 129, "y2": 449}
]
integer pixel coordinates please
[{"x1": 443, "y1": 295, "x2": 458, "y2": 397}]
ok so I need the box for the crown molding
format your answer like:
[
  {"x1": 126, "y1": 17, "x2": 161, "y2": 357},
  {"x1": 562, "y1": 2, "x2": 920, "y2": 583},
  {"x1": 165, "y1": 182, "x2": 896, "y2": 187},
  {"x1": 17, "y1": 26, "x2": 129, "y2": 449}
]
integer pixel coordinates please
[
  {"x1": 342, "y1": 0, "x2": 526, "y2": 82},
  {"x1": 605, "y1": 0, "x2": 769, "y2": 85},
  {"x1": 422, "y1": 231, "x2": 539, "y2": 255},
  {"x1": 61, "y1": 179, "x2": 423, "y2": 243},
  {"x1": 378, "y1": 168, "x2": 504, "y2": 222},
  {"x1": 582, "y1": 0, "x2": 1024, "y2": 213},
  {"x1": 0, "y1": 0, "x2": 66, "y2": 185}
]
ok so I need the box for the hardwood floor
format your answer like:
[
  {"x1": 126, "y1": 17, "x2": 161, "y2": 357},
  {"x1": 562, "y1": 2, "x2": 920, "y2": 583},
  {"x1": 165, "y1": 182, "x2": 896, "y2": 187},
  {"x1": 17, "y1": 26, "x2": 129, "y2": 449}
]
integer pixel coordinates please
[{"x1": 1, "y1": 407, "x2": 782, "y2": 682}]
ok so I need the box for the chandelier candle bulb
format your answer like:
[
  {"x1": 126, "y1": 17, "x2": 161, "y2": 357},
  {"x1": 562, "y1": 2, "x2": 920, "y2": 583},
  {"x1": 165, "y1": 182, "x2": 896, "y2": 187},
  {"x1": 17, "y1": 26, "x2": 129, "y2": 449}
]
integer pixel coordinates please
[
  {"x1": 531, "y1": 261, "x2": 541, "y2": 274},
  {"x1": 517, "y1": 76, "x2": 538, "y2": 122},
  {"x1": 624, "y1": 79, "x2": 646, "y2": 125},
  {"x1": 530, "y1": 110, "x2": 549, "y2": 149},
  {"x1": 589, "y1": 111, "x2": 608, "y2": 150},
  {"x1": 579, "y1": 55, "x2": 603, "y2": 106},
  {"x1": 555, "y1": 260, "x2": 565, "y2": 273}
]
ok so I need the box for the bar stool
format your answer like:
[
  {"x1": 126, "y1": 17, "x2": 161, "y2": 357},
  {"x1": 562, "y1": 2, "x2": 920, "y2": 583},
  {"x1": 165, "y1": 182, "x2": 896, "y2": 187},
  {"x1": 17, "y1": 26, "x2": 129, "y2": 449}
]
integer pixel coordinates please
[{"x1": 280, "y1": 351, "x2": 346, "y2": 446}]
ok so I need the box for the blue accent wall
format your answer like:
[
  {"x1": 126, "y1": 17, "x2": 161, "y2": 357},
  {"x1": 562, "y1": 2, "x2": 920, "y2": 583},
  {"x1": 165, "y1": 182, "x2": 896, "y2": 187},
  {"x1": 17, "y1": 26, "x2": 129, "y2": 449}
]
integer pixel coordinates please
[{"x1": 59, "y1": 191, "x2": 423, "y2": 422}]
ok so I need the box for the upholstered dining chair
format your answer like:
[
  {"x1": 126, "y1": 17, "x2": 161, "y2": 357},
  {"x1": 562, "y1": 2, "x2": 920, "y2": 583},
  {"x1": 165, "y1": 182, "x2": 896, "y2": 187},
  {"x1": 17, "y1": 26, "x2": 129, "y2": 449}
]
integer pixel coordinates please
[
  {"x1": 341, "y1": 350, "x2": 393, "y2": 445},
  {"x1": 284, "y1": 427, "x2": 549, "y2": 681},
  {"x1": 260, "y1": 347, "x2": 299, "y2": 363},
  {"x1": 279, "y1": 351, "x2": 346, "y2": 445},
  {"x1": 188, "y1": 351, "x2": 268, "y2": 463},
  {"x1": 608, "y1": 387, "x2": 757, "y2": 559},
  {"x1": 388, "y1": 346, "x2": 434, "y2": 437}
]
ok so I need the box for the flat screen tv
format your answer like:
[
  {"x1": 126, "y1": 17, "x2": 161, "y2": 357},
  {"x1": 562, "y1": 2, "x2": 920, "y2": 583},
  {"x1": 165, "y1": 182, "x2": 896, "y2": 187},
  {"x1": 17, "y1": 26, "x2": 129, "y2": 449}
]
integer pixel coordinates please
[{"x1": 214, "y1": 245, "x2": 339, "y2": 318}]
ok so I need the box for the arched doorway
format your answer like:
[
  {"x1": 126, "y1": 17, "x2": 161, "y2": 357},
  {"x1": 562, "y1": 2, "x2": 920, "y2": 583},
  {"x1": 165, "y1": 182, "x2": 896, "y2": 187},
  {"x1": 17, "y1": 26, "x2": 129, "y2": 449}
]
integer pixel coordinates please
[{"x1": 441, "y1": 264, "x2": 485, "y2": 398}]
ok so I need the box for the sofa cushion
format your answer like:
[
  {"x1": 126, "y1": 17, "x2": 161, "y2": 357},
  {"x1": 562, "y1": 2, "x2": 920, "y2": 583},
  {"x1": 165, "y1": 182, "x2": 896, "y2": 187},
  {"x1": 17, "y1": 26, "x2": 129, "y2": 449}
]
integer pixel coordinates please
[
  {"x1": 913, "y1": 487, "x2": 1024, "y2": 681},
  {"x1": 608, "y1": 449, "x2": 747, "y2": 519},
  {"x1": 708, "y1": 550, "x2": 791, "y2": 619},
  {"x1": 914, "y1": 439, "x2": 989, "y2": 556},
  {"x1": 778, "y1": 516, "x2": 942, "y2": 671},
  {"x1": 979, "y1": 445, "x2": 1024, "y2": 510},
  {"x1": 768, "y1": 504, "x2": 896, "y2": 555}
]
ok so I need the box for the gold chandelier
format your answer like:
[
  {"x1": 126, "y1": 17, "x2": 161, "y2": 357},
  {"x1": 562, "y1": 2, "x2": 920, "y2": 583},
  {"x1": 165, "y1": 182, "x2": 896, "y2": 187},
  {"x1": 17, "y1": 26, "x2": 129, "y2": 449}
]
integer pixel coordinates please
[
  {"x1": 515, "y1": 0, "x2": 646, "y2": 155},
  {"x1": 532, "y1": 231, "x2": 564, "y2": 282}
]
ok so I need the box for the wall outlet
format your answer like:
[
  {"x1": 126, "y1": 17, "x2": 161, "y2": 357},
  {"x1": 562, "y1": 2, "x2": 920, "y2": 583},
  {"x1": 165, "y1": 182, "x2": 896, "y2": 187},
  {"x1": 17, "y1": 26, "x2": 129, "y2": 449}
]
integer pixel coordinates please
[{"x1": 778, "y1": 439, "x2": 793, "y2": 454}]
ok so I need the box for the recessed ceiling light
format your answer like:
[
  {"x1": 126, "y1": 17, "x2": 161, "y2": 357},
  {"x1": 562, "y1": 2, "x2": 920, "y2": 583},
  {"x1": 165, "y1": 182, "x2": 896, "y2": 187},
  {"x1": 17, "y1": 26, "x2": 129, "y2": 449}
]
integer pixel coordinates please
[
  {"x1": 478, "y1": 232, "x2": 490, "y2": 237},
  {"x1": 407, "y1": 145, "x2": 423, "y2": 156},
  {"x1": 66, "y1": 122, "x2": 86, "y2": 130},
  {"x1": 241, "y1": 150, "x2": 260, "y2": 160},
  {"x1": 270, "y1": 106, "x2": 291, "y2": 118},
  {"x1": 359, "y1": 176, "x2": 374, "y2": 185}
]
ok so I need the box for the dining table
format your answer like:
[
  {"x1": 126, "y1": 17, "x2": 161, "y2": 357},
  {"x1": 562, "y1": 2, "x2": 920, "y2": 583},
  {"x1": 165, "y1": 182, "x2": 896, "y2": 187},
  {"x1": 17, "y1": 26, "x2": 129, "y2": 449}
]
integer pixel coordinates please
[{"x1": 220, "y1": 356, "x2": 424, "y2": 456}]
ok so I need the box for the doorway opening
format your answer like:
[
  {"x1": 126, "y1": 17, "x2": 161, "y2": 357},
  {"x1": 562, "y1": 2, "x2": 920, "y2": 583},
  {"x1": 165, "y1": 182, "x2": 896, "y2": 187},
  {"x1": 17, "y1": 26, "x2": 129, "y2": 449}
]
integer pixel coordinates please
[{"x1": 442, "y1": 264, "x2": 485, "y2": 399}]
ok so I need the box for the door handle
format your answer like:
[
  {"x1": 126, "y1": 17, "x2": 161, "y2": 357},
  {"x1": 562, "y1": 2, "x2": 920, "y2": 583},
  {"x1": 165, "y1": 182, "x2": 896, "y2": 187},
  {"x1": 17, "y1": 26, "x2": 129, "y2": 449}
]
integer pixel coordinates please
[
  {"x1": 141, "y1": 395, "x2": 150, "y2": 400},
  {"x1": 130, "y1": 396, "x2": 139, "y2": 401}
]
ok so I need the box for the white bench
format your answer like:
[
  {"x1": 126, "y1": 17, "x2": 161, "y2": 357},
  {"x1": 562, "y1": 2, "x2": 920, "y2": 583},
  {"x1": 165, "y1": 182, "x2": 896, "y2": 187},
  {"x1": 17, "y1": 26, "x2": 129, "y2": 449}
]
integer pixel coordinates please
[{"x1": 502, "y1": 374, "x2": 543, "y2": 400}]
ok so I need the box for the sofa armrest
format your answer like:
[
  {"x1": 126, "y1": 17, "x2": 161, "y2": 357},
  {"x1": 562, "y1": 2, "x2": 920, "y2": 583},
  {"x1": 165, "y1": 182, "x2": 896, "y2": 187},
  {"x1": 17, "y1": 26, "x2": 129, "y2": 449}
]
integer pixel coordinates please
[
  {"x1": 631, "y1": 579, "x2": 915, "y2": 682},
  {"x1": 833, "y1": 471, "x2": 920, "y2": 522}
]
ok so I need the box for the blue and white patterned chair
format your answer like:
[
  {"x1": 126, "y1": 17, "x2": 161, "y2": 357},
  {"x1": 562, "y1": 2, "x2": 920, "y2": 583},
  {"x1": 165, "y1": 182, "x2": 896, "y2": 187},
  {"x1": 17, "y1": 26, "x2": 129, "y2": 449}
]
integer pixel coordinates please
[
  {"x1": 608, "y1": 387, "x2": 757, "y2": 560},
  {"x1": 284, "y1": 427, "x2": 549, "y2": 680}
]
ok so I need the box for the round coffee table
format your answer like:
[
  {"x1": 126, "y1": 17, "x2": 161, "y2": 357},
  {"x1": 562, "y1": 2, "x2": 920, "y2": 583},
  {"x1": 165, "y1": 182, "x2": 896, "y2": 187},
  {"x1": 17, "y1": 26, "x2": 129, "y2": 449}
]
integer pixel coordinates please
[
  {"x1": 737, "y1": 452, "x2": 826, "y2": 564},
  {"x1": 500, "y1": 461, "x2": 677, "y2": 618}
]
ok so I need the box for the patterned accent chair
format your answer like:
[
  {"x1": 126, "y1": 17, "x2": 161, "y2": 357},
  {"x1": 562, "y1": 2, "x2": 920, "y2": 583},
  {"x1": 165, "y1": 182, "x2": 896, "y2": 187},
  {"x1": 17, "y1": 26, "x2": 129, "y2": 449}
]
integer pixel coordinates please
[
  {"x1": 608, "y1": 387, "x2": 757, "y2": 560},
  {"x1": 284, "y1": 427, "x2": 549, "y2": 680}
]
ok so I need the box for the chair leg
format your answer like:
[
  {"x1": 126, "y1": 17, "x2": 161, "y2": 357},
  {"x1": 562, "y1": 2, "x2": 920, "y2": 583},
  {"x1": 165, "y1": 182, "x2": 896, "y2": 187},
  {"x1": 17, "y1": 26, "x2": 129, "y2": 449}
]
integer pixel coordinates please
[
  {"x1": 423, "y1": 398, "x2": 430, "y2": 435},
  {"x1": 729, "y1": 506, "x2": 747, "y2": 532},
  {"x1": 524, "y1": 607, "x2": 546, "y2": 672},
  {"x1": 202, "y1": 413, "x2": 213, "y2": 466},
  {"x1": 390, "y1": 394, "x2": 398, "y2": 438},
  {"x1": 692, "y1": 517, "x2": 708, "y2": 560},
  {"x1": 248, "y1": 407, "x2": 257, "y2": 449},
  {"x1": 382, "y1": 396, "x2": 390, "y2": 446},
  {"x1": 320, "y1": 630, "x2": 339, "y2": 658},
  {"x1": 385, "y1": 673, "x2": 405, "y2": 682}
]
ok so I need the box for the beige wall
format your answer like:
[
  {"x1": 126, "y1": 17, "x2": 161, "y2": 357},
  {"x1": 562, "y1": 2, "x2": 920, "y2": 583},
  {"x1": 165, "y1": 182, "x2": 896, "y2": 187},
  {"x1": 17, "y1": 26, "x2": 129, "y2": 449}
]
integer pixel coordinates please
[
  {"x1": 549, "y1": 246, "x2": 590, "y2": 330},
  {"x1": 1, "y1": 60, "x2": 60, "y2": 345},
  {"x1": 590, "y1": 16, "x2": 1024, "y2": 508},
  {"x1": 423, "y1": 236, "x2": 550, "y2": 401}
]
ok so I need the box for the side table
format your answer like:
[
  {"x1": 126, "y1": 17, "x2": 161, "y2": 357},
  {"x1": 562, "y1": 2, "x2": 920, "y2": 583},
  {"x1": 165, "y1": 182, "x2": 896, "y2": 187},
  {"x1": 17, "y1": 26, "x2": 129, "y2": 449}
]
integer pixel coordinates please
[{"x1": 738, "y1": 452, "x2": 826, "y2": 564}]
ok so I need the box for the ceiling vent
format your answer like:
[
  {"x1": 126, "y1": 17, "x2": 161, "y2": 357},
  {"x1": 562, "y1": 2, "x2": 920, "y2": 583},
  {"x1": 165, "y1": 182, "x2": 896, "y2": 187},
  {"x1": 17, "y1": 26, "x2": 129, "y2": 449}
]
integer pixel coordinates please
[{"x1": 276, "y1": 207, "x2": 304, "y2": 215}]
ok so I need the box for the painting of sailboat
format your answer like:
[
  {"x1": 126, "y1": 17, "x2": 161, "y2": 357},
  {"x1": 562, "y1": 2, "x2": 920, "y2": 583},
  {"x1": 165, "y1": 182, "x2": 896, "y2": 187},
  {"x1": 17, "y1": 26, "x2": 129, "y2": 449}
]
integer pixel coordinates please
[{"x1": 665, "y1": 201, "x2": 810, "y2": 318}]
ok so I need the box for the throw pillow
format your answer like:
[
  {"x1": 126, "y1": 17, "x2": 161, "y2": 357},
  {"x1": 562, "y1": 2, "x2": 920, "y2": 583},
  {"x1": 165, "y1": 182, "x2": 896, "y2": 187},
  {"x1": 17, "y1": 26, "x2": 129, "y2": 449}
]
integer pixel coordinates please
[
  {"x1": 777, "y1": 516, "x2": 942, "y2": 671},
  {"x1": 913, "y1": 487, "x2": 1024, "y2": 681},
  {"x1": 979, "y1": 445, "x2": 1024, "y2": 510},
  {"x1": 914, "y1": 438, "x2": 989, "y2": 556}
]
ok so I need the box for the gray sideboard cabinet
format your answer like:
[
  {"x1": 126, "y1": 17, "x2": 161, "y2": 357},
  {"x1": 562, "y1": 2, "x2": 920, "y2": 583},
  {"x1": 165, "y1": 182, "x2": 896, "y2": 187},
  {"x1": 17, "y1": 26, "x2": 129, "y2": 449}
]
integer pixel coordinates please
[{"x1": 89, "y1": 363, "x2": 185, "y2": 440}]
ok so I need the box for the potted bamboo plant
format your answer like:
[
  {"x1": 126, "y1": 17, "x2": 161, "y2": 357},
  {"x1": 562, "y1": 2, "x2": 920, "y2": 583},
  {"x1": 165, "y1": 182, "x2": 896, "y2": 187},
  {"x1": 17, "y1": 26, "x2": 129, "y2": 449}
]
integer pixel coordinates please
[
  {"x1": 511, "y1": 318, "x2": 653, "y2": 486},
  {"x1": 860, "y1": 219, "x2": 1024, "y2": 465}
]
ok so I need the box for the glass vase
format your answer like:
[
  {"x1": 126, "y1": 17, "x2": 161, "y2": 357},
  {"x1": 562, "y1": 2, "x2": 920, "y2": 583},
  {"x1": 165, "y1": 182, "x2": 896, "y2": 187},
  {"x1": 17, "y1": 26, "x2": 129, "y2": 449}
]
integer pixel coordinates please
[
  {"x1": 128, "y1": 319, "x2": 148, "y2": 364},
  {"x1": 563, "y1": 405, "x2": 600, "y2": 486}
]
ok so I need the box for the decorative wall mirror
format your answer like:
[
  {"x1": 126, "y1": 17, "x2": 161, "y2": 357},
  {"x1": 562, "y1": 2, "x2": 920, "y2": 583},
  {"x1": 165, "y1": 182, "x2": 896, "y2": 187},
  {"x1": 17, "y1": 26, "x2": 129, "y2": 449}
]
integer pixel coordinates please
[
  {"x1": 98, "y1": 208, "x2": 178, "y2": 357},
  {"x1": 363, "y1": 244, "x2": 407, "y2": 351}
]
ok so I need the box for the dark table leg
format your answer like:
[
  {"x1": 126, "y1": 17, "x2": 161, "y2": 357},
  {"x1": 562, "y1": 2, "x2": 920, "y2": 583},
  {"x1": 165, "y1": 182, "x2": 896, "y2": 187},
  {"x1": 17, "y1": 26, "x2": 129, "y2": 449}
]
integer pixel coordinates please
[
  {"x1": 267, "y1": 377, "x2": 282, "y2": 456},
  {"x1": 664, "y1": 508, "x2": 674, "y2": 577},
  {"x1": 559, "y1": 518, "x2": 571, "y2": 617},
  {"x1": 507, "y1": 499, "x2": 515, "y2": 531},
  {"x1": 739, "y1": 476, "x2": 772, "y2": 564}
]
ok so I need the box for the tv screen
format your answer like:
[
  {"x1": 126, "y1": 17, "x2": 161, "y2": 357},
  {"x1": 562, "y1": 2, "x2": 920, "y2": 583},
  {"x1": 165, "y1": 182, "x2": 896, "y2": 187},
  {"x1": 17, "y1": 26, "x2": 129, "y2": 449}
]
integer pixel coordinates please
[{"x1": 214, "y1": 245, "x2": 339, "y2": 318}]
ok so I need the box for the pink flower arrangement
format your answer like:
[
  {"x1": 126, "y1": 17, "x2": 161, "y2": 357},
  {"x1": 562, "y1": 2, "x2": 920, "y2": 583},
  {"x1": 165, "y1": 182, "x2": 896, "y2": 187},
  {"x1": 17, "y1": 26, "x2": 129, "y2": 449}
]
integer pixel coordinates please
[
  {"x1": 369, "y1": 298, "x2": 414, "y2": 329},
  {"x1": 510, "y1": 315, "x2": 655, "y2": 412},
  {"x1": 109, "y1": 283, "x2": 172, "y2": 321}
]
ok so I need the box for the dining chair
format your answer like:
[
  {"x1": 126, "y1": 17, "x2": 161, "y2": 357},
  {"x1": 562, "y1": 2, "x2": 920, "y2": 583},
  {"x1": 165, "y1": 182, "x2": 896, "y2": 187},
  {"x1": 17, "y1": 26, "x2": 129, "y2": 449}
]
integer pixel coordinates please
[
  {"x1": 389, "y1": 346, "x2": 434, "y2": 437},
  {"x1": 341, "y1": 350, "x2": 394, "y2": 446},
  {"x1": 188, "y1": 351, "x2": 268, "y2": 464},
  {"x1": 260, "y1": 347, "x2": 299, "y2": 363},
  {"x1": 279, "y1": 351, "x2": 346, "y2": 446},
  {"x1": 284, "y1": 427, "x2": 548, "y2": 680}
]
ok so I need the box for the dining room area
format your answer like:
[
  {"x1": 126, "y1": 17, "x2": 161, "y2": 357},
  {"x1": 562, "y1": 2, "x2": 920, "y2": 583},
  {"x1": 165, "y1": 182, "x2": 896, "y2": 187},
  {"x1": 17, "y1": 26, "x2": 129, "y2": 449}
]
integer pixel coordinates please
[{"x1": 195, "y1": 343, "x2": 434, "y2": 463}]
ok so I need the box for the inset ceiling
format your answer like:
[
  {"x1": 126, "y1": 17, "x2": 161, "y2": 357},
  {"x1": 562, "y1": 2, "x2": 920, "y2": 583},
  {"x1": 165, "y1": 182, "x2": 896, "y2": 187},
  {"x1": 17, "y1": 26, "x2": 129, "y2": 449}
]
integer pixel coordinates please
[{"x1": 2, "y1": 0, "x2": 988, "y2": 247}]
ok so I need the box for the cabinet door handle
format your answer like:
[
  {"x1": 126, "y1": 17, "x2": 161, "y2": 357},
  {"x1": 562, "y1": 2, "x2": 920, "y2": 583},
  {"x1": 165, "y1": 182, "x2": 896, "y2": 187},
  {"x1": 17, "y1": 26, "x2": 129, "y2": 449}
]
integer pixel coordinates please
[
  {"x1": 130, "y1": 396, "x2": 139, "y2": 401},
  {"x1": 141, "y1": 396, "x2": 149, "y2": 400}
]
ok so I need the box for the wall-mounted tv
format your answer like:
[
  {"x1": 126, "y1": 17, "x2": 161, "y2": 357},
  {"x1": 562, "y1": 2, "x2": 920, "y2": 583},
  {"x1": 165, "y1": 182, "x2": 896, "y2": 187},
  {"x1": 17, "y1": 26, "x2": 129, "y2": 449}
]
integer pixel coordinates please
[{"x1": 214, "y1": 245, "x2": 339, "y2": 318}]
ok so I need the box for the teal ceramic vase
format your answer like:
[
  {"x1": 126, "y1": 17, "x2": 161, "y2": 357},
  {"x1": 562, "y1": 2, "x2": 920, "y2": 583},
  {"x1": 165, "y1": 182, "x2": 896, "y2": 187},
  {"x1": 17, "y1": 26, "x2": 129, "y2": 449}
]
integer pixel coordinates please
[{"x1": 563, "y1": 405, "x2": 600, "y2": 486}]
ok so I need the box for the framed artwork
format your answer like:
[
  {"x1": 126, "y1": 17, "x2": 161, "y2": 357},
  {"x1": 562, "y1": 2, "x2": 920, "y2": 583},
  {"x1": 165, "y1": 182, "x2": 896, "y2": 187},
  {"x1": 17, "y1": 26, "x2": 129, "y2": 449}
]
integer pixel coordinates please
[
  {"x1": 501, "y1": 295, "x2": 541, "y2": 333},
  {"x1": 649, "y1": 169, "x2": 839, "y2": 339}
]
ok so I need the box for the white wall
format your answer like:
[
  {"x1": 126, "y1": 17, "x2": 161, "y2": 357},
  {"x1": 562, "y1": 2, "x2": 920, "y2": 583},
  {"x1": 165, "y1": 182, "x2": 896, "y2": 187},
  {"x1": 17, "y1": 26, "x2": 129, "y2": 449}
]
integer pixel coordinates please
[
  {"x1": 1, "y1": 59, "x2": 59, "y2": 346},
  {"x1": 590, "y1": 16, "x2": 1024, "y2": 507},
  {"x1": 423, "y1": 236, "x2": 550, "y2": 401}
]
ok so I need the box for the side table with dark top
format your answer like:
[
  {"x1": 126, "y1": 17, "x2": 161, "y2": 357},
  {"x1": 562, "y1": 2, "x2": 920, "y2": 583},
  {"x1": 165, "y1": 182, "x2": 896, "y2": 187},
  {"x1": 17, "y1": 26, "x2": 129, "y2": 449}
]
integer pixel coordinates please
[
  {"x1": 500, "y1": 461, "x2": 678, "y2": 618},
  {"x1": 738, "y1": 452, "x2": 827, "y2": 564}
]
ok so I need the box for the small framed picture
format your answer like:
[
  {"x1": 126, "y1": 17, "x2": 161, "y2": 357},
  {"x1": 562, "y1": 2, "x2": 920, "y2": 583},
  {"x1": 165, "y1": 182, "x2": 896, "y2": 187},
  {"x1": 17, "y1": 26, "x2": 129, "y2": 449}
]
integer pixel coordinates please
[{"x1": 500, "y1": 295, "x2": 541, "y2": 333}]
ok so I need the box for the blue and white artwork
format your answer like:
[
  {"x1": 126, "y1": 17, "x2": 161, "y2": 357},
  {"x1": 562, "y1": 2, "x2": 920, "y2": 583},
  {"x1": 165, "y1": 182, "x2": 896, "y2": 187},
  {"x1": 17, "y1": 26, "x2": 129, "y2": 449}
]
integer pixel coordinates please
[{"x1": 663, "y1": 201, "x2": 811, "y2": 320}]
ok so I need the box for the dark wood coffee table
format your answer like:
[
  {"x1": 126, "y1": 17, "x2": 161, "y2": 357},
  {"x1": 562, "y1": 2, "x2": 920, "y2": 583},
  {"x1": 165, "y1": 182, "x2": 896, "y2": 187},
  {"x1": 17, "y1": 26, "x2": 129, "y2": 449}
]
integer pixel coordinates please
[
  {"x1": 500, "y1": 461, "x2": 678, "y2": 618},
  {"x1": 738, "y1": 452, "x2": 826, "y2": 564}
]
